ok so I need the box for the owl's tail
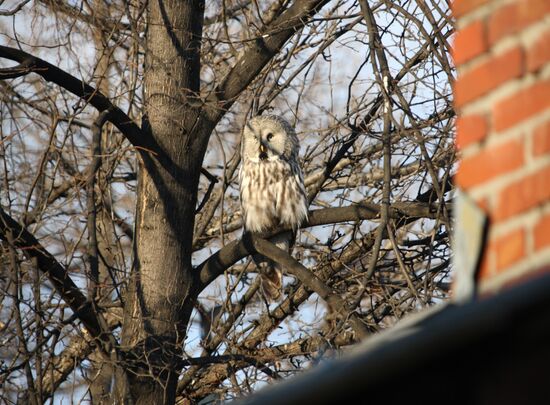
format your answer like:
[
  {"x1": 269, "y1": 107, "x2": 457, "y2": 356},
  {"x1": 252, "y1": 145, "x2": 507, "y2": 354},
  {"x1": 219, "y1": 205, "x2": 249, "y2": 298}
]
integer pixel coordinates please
[
  {"x1": 252, "y1": 231, "x2": 294, "y2": 301},
  {"x1": 259, "y1": 262, "x2": 283, "y2": 301}
]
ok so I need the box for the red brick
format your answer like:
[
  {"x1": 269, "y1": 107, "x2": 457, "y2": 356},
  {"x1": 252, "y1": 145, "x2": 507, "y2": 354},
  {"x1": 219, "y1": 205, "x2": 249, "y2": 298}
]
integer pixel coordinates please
[
  {"x1": 534, "y1": 212, "x2": 550, "y2": 251},
  {"x1": 519, "y1": 0, "x2": 550, "y2": 22},
  {"x1": 453, "y1": 21, "x2": 487, "y2": 65},
  {"x1": 454, "y1": 46, "x2": 523, "y2": 108},
  {"x1": 493, "y1": 79, "x2": 550, "y2": 132},
  {"x1": 488, "y1": 0, "x2": 550, "y2": 45},
  {"x1": 494, "y1": 164, "x2": 550, "y2": 220},
  {"x1": 533, "y1": 119, "x2": 550, "y2": 157},
  {"x1": 478, "y1": 228, "x2": 526, "y2": 280},
  {"x1": 494, "y1": 228, "x2": 526, "y2": 272},
  {"x1": 456, "y1": 114, "x2": 488, "y2": 148},
  {"x1": 452, "y1": 0, "x2": 491, "y2": 18},
  {"x1": 488, "y1": 3, "x2": 519, "y2": 45},
  {"x1": 526, "y1": 28, "x2": 550, "y2": 72},
  {"x1": 456, "y1": 139, "x2": 524, "y2": 189},
  {"x1": 478, "y1": 236, "x2": 495, "y2": 280}
]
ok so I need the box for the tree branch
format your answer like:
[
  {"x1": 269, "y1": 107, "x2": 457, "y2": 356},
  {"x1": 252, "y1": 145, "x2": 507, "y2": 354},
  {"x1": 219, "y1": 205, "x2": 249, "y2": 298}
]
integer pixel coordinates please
[
  {"x1": 0, "y1": 0, "x2": 30, "y2": 16},
  {"x1": 183, "y1": 327, "x2": 356, "y2": 400},
  {"x1": 0, "y1": 207, "x2": 112, "y2": 346},
  {"x1": 204, "y1": 0, "x2": 330, "y2": 122},
  {"x1": 247, "y1": 235, "x2": 369, "y2": 338},
  {"x1": 0, "y1": 45, "x2": 151, "y2": 152},
  {"x1": 0, "y1": 57, "x2": 34, "y2": 79},
  {"x1": 359, "y1": 0, "x2": 393, "y2": 279},
  {"x1": 193, "y1": 200, "x2": 443, "y2": 293},
  {"x1": 86, "y1": 110, "x2": 109, "y2": 300},
  {"x1": 306, "y1": 27, "x2": 453, "y2": 203},
  {"x1": 40, "y1": 310, "x2": 121, "y2": 401}
]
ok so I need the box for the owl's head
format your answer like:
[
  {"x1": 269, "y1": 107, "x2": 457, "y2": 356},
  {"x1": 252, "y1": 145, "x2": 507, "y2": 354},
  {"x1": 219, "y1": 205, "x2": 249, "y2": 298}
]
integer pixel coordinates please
[{"x1": 241, "y1": 115, "x2": 299, "y2": 163}]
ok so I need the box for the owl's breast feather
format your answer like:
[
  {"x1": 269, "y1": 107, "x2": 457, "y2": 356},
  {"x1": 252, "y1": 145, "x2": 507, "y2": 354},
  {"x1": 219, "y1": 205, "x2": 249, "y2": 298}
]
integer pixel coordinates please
[{"x1": 240, "y1": 159, "x2": 307, "y2": 233}]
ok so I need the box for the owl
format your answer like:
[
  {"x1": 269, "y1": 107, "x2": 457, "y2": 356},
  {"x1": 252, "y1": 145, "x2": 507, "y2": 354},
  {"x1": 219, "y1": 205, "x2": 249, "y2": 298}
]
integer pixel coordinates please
[{"x1": 239, "y1": 115, "x2": 308, "y2": 300}]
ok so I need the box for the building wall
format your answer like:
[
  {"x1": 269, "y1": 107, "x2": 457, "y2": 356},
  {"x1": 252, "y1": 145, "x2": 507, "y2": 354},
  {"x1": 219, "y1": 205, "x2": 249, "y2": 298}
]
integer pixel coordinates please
[{"x1": 453, "y1": 0, "x2": 550, "y2": 292}]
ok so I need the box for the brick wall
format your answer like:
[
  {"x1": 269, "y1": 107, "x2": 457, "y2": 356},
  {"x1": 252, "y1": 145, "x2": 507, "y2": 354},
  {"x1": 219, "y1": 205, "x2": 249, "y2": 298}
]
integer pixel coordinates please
[{"x1": 453, "y1": 0, "x2": 550, "y2": 293}]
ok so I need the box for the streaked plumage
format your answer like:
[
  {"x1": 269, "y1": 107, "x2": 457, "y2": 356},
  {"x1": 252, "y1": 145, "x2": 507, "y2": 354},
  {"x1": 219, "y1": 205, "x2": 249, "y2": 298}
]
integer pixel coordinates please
[{"x1": 239, "y1": 115, "x2": 308, "y2": 300}]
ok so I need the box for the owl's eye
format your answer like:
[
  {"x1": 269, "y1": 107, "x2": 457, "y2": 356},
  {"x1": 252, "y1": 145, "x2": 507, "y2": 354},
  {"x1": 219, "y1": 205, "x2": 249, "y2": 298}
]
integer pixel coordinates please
[{"x1": 266, "y1": 132, "x2": 274, "y2": 141}]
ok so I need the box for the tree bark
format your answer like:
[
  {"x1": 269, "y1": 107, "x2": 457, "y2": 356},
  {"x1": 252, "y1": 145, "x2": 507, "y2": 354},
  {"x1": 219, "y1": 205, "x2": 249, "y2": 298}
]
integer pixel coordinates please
[
  {"x1": 119, "y1": 1, "x2": 206, "y2": 403},
  {"x1": 88, "y1": 3, "x2": 116, "y2": 402}
]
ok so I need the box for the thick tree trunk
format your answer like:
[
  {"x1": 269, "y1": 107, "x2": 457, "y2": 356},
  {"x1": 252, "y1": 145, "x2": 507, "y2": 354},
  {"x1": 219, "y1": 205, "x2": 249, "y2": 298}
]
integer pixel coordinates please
[{"x1": 119, "y1": 1, "x2": 206, "y2": 403}]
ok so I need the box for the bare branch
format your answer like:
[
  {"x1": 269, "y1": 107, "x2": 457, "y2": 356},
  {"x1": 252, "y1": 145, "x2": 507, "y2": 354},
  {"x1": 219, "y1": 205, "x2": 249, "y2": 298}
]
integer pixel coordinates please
[
  {"x1": 0, "y1": 46, "x2": 151, "y2": 151},
  {"x1": 0, "y1": 0, "x2": 30, "y2": 16},
  {"x1": 0, "y1": 57, "x2": 34, "y2": 79},
  {"x1": 0, "y1": 207, "x2": 111, "y2": 345},
  {"x1": 40, "y1": 311, "x2": 121, "y2": 401},
  {"x1": 194, "y1": 200, "x2": 444, "y2": 293},
  {"x1": 248, "y1": 235, "x2": 369, "y2": 339},
  {"x1": 204, "y1": 0, "x2": 330, "y2": 121}
]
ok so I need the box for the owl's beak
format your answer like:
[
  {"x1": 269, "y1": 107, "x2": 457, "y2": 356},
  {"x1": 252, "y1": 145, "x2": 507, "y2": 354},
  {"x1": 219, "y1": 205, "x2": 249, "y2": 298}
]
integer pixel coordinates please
[{"x1": 259, "y1": 143, "x2": 268, "y2": 160}]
